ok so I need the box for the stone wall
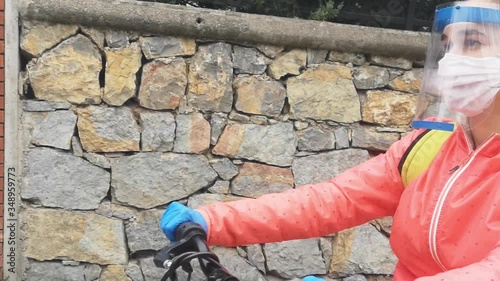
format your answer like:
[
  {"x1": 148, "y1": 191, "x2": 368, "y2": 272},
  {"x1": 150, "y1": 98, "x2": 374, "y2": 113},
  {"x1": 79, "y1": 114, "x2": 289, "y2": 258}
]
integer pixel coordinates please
[{"x1": 18, "y1": 19, "x2": 422, "y2": 281}]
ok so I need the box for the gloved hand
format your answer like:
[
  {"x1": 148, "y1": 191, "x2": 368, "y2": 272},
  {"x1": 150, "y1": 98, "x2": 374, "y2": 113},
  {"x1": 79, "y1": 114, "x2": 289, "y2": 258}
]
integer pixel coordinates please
[
  {"x1": 302, "y1": 276, "x2": 325, "y2": 281},
  {"x1": 160, "y1": 202, "x2": 208, "y2": 241}
]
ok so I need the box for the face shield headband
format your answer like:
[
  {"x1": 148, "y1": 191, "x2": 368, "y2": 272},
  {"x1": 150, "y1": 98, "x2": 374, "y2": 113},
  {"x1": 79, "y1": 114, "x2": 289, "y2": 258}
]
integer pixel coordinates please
[{"x1": 435, "y1": 5, "x2": 500, "y2": 33}]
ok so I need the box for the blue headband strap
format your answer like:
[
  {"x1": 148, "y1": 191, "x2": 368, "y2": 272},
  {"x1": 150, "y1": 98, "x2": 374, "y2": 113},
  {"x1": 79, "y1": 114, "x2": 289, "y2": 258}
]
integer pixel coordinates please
[
  {"x1": 412, "y1": 120, "x2": 455, "y2": 132},
  {"x1": 435, "y1": 6, "x2": 500, "y2": 32}
]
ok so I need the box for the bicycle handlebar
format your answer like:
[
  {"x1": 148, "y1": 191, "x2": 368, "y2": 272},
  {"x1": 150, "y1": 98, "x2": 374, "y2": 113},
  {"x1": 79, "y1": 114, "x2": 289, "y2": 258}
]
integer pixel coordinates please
[{"x1": 154, "y1": 222, "x2": 240, "y2": 281}]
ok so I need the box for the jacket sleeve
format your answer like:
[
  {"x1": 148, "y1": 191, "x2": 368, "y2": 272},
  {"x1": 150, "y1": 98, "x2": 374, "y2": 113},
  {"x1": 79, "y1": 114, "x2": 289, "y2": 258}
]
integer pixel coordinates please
[
  {"x1": 197, "y1": 129, "x2": 425, "y2": 247},
  {"x1": 415, "y1": 246, "x2": 500, "y2": 281}
]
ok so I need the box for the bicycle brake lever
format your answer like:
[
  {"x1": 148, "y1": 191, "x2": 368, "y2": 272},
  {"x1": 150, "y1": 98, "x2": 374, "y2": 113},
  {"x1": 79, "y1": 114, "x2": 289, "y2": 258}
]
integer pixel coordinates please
[
  {"x1": 154, "y1": 234, "x2": 199, "y2": 268},
  {"x1": 155, "y1": 223, "x2": 239, "y2": 281},
  {"x1": 154, "y1": 222, "x2": 210, "y2": 268}
]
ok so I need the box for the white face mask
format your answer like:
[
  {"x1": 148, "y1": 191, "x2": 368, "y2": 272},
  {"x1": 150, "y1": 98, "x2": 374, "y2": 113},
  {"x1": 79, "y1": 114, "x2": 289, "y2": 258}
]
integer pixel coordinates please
[{"x1": 437, "y1": 53, "x2": 500, "y2": 117}]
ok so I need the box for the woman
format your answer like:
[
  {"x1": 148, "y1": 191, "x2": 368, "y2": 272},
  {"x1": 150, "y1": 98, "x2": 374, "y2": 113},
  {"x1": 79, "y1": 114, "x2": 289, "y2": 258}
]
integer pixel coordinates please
[{"x1": 160, "y1": 1, "x2": 500, "y2": 280}]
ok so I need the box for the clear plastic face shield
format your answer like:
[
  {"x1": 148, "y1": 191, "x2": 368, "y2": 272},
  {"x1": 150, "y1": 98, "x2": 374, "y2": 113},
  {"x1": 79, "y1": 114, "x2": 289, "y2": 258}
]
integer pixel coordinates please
[{"x1": 412, "y1": 0, "x2": 500, "y2": 132}]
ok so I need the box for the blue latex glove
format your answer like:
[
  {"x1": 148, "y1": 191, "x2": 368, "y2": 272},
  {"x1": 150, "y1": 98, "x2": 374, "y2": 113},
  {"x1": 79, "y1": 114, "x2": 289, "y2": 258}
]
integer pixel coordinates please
[
  {"x1": 302, "y1": 276, "x2": 325, "y2": 281},
  {"x1": 159, "y1": 202, "x2": 208, "y2": 241}
]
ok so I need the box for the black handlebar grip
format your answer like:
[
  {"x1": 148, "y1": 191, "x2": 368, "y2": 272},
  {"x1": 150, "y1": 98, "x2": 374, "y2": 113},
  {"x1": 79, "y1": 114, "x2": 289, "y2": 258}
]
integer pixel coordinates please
[{"x1": 175, "y1": 222, "x2": 207, "y2": 241}]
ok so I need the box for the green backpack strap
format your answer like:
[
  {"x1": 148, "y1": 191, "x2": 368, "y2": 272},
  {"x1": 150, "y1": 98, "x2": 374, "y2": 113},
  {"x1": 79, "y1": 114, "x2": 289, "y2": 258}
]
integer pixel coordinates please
[{"x1": 398, "y1": 129, "x2": 454, "y2": 187}]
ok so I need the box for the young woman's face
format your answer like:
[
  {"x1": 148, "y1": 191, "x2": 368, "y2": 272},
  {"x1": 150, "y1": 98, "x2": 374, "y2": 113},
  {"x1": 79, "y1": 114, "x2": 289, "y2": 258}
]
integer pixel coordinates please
[{"x1": 441, "y1": 0, "x2": 500, "y2": 58}]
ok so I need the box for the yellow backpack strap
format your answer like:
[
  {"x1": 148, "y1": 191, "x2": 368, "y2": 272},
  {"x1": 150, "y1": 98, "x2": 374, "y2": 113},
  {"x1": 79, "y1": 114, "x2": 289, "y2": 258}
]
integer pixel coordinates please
[{"x1": 398, "y1": 129, "x2": 454, "y2": 187}]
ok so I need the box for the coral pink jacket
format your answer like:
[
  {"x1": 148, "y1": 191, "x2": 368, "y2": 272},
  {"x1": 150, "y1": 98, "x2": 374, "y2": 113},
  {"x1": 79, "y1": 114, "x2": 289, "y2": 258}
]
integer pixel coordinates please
[{"x1": 197, "y1": 126, "x2": 500, "y2": 280}]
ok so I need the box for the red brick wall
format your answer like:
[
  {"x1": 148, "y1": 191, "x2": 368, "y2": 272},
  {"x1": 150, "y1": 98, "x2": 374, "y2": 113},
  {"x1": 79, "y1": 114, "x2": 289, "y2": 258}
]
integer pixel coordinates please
[{"x1": 0, "y1": 0, "x2": 5, "y2": 278}]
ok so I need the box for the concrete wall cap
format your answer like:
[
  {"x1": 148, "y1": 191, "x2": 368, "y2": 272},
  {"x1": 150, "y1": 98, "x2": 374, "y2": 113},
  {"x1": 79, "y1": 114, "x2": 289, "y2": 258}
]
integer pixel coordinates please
[{"x1": 18, "y1": 0, "x2": 430, "y2": 59}]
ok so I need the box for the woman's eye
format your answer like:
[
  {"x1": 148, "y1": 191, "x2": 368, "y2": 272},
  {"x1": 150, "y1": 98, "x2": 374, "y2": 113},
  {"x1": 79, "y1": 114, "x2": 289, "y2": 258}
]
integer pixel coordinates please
[{"x1": 464, "y1": 39, "x2": 482, "y2": 48}]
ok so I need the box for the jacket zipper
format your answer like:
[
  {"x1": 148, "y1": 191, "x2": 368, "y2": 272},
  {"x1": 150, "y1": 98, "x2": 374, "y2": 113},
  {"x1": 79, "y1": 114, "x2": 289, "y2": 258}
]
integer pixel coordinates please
[{"x1": 428, "y1": 135, "x2": 494, "y2": 271}]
